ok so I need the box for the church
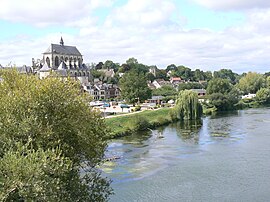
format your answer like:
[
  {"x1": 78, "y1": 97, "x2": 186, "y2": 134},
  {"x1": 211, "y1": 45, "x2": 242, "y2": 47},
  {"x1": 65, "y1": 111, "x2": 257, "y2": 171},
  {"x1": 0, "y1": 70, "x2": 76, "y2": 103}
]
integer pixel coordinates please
[{"x1": 38, "y1": 37, "x2": 90, "y2": 84}]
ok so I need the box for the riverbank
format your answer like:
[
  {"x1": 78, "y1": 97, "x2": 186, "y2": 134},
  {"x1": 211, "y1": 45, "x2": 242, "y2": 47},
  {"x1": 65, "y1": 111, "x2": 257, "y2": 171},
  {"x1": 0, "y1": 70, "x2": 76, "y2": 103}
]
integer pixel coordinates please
[{"x1": 105, "y1": 108, "x2": 175, "y2": 138}]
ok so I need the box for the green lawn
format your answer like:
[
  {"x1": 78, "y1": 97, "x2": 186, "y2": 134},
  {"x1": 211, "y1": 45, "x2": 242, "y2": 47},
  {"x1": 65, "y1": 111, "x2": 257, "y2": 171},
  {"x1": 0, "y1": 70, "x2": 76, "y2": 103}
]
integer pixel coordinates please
[{"x1": 105, "y1": 108, "x2": 174, "y2": 138}]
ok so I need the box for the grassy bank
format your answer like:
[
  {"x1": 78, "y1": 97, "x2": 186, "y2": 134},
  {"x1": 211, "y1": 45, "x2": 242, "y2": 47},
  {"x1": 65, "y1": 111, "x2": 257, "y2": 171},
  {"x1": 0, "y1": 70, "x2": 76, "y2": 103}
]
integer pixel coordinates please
[{"x1": 105, "y1": 108, "x2": 175, "y2": 138}]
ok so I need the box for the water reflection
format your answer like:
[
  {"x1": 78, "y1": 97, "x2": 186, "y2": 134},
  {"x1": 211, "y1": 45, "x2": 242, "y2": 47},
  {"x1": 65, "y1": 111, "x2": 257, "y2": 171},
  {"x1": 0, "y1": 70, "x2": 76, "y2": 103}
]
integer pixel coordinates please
[
  {"x1": 173, "y1": 120, "x2": 202, "y2": 144},
  {"x1": 103, "y1": 111, "x2": 250, "y2": 182}
]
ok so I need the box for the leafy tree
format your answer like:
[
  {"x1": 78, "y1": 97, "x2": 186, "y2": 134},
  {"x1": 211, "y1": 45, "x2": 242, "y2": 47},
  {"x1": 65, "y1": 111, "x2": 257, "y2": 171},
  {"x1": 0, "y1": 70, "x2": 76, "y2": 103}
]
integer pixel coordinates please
[
  {"x1": 193, "y1": 69, "x2": 205, "y2": 81},
  {"x1": 209, "y1": 90, "x2": 239, "y2": 111},
  {"x1": 126, "y1": 57, "x2": 138, "y2": 65},
  {"x1": 95, "y1": 62, "x2": 104, "y2": 70},
  {"x1": 166, "y1": 64, "x2": 177, "y2": 72},
  {"x1": 237, "y1": 72, "x2": 265, "y2": 94},
  {"x1": 178, "y1": 82, "x2": 204, "y2": 91},
  {"x1": 0, "y1": 70, "x2": 112, "y2": 201},
  {"x1": 204, "y1": 71, "x2": 213, "y2": 81},
  {"x1": 213, "y1": 69, "x2": 238, "y2": 84},
  {"x1": 256, "y1": 88, "x2": 270, "y2": 104},
  {"x1": 146, "y1": 72, "x2": 155, "y2": 82},
  {"x1": 152, "y1": 85, "x2": 177, "y2": 97},
  {"x1": 0, "y1": 142, "x2": 72, "y2": 201},
  {"x1": 119, "y1": 70, "x2": 152, "y2": 104},
  {"x1": 207, "y1": 78, "x2": 232, "y2": 94},
  {"x1": 172, "y1": 90, "x2": 202, "y2": 120},
  {"x1": 91, "y1": 69, "x2": 106, "y2": 79},
  {"x1": 155, "y1": 69, "x2": 168, "y2": 80},
  {"x1": 266, "y1": 76, "x2": 270, "y2": 88}
]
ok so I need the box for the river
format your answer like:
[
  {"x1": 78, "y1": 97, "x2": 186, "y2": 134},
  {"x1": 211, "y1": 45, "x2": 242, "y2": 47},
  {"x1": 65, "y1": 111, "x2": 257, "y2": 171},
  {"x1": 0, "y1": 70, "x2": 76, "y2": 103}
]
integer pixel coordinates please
[{"x1": 102, "y1": 108, "x2": 270, "y2": 202}]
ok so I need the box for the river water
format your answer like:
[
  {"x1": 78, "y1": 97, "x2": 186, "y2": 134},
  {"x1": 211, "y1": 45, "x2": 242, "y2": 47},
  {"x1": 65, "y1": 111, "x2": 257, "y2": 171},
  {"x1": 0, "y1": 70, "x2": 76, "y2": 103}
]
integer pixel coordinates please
[{"x1": 102, "y1": 108, "x2": 270, "y2": 202}]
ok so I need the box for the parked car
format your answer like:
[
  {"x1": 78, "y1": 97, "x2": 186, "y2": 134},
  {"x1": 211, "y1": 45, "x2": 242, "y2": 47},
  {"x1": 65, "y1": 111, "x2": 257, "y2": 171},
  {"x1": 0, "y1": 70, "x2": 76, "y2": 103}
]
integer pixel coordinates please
[
  {"x1": 103, "y1": 103, "x2": 110, "y2": 107},
  {"x1": 120, "y1": 104, "x2": 130, "y2": 108}
]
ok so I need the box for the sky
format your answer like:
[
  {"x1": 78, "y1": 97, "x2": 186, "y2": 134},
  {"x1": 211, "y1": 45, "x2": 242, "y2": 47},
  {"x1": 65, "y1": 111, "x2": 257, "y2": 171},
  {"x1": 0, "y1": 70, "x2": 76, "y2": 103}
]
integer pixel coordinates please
[{"x1": 1, "y1": 0, "x2": 270, "y2": 73}]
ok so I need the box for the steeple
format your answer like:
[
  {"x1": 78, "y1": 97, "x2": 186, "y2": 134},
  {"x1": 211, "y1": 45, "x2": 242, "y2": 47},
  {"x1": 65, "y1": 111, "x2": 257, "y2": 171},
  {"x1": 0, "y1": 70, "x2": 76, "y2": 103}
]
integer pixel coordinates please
[{"x1": 60, "y1": 37, "x2": 64, "y2": 46}]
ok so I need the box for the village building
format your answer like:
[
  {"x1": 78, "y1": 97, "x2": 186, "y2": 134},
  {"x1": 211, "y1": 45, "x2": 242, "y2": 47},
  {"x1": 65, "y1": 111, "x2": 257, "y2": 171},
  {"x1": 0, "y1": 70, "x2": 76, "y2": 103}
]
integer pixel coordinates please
[
  {"x1": 170, "y1": 77, "x2": 183, "y2": 84},
  {"x1": 84, "y1": 84, "x2": 120, "y2": 100},
  {"x1": 190, "y1": 89, "x2": 206, "y2": 96},
  {"x1": 38, "y1": 37, "x2": 90, "y2": 82},
  {"x1": 151, "y1": 79, "x2": 171, "y2": 89}
]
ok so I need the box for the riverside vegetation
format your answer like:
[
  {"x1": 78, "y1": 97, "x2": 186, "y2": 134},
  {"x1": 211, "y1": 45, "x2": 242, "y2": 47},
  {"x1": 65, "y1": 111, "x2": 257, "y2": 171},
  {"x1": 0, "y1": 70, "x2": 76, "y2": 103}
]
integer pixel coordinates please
[
  {"x1": 0, "y1": 70, "x2": 112, "y2": 201},
  {"x1": 106, "y1": 90, "x2": 203, "y2": 138}
]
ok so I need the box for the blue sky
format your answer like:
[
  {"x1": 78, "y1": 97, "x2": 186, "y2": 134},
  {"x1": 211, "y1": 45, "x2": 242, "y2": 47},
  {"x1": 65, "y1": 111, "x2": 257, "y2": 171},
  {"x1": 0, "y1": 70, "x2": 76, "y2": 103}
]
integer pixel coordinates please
[{"x1": 0, "y1": 0, "x2": 270, "y2": 73}]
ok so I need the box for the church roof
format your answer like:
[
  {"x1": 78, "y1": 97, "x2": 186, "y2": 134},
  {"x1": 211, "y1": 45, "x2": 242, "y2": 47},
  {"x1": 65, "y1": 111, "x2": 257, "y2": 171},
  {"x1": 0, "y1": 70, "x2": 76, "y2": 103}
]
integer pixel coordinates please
[
  {"x1": 58, "y1": 61, "x2": 67, "y2": 70},
  {"x1": 39, "y1": 62, "x2": 51, "y2": 72},
  {"x1": 44, "y1": 44, "x2": 82, "y2": 56}
]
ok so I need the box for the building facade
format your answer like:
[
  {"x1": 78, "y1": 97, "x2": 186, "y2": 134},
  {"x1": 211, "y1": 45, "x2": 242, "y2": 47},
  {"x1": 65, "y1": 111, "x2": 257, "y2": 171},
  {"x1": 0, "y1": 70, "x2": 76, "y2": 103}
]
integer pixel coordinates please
[{"x1": 39, "y1": 37, "x2": 90, "y2": 80}]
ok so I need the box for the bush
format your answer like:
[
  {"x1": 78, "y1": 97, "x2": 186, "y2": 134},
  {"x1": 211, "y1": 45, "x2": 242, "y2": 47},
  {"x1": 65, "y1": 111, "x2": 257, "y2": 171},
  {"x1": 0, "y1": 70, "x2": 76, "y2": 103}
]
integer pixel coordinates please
[
  {"x1": 128, "y1": 116, "x2": 150, "y2": 131},
  {"x1": 134, "y1": 105, "x2": 141, "y2": 111}
]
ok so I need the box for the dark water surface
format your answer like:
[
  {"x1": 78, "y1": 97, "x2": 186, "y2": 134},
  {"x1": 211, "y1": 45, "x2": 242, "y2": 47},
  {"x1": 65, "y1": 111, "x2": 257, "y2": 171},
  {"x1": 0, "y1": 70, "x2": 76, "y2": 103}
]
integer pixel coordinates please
[{"x1": 103, "y1": 108, "x2": 270, "y2": 202}]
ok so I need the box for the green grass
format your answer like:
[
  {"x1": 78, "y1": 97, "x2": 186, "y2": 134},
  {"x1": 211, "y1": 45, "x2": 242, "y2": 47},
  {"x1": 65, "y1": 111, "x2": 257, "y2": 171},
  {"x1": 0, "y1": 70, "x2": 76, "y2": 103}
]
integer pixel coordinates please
[{"x1": 105, "y1": 108, "x2": 174, "y2": 138}]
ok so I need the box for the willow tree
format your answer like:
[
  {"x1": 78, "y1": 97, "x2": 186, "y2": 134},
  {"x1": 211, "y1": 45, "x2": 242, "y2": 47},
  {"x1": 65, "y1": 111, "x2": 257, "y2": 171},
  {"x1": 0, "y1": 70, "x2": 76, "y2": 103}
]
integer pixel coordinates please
[{"x1": 173, "y1": 90, "x2": 202, "y2": 120}]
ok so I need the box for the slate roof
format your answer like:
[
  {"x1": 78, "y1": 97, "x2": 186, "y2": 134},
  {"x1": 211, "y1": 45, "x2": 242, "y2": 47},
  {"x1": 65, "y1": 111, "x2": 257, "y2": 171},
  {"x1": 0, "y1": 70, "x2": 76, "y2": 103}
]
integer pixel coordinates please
[
  {"x1": 44, "y1": 44, "x2": 82, "y2": 56},
  {"x1": 39, "y1": 62, "x2": 51, "y2": 72}
]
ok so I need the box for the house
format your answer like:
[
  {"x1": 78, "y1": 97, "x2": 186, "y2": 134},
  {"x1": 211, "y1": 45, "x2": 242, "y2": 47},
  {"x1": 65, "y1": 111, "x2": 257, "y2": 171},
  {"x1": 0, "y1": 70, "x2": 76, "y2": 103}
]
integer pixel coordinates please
[
  {"x1": 98, "y1": 69, "x2": 115, "y2": 78},
  {"x1": 170, "y1": 77, "x2": 183, "y2": 84},
  {"x1": 190, "y1": 89, "x2": 206, "y2": 96},
  {"x1": 152, "y1": 79, "x2": 171, "y2": 89},
  {"x1": 146, "y1": 96, "x2": 164, "y2": 106},
  {"x1": 242, "y1": 93, "x2": 256, "y2": 99},
  {"x1": 85, "y1": 84, "x2": 120, "y2": 100}
]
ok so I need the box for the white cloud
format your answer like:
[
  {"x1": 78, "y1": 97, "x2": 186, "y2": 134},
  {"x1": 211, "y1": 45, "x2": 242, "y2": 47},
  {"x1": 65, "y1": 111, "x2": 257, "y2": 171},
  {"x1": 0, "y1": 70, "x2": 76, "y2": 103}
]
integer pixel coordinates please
[
  {"x1": 0, "y1": 0, "x2": 114, "y2": 26},
  {"x1": 105, "y1": 0, "x2": 176, "y2": 28},
  {"x1": 1, "y1": 0, "x2": 270, "y2": 73},
  {"x1": 193, "y1": 0, "x2": 270, "y2": 10}
]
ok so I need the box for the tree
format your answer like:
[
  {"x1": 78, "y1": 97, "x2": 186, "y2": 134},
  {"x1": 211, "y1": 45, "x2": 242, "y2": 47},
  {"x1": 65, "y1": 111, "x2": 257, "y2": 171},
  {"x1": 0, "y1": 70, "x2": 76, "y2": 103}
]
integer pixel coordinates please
[
  {"x1": 166, "y1": 64, "x2": 177, "y2": 72},
  {"x1": 237, "y1": 72, "x2": 265, "y2": 94},
  {"x1": 172, "y1": 90, "x2": 202, "y2": 120},
  {"x1": 126, "y1": 57, "x2": 138, "y2": 65},
  {"x1": 146, "y1": 72, "x2": 155, "y2": 82},
  {"x1": 95, "y1": 62, "x2": 104, "y2": 70},
  {"x1": 119, "y1": 70, "x2": 152, "y2": 104},
  {"x1": 256, "y1": 88, "x2": 270, "y2": 104},
  {"x1": 178, "y1": 82, "x2": 204, "y2": 91},
  {"x1": 206, "y1": 78, "x2": 240, "y2": 111},
  {"x1": 213, "y1": 69, "x2": 238, "y2": 84},
  {"x1": 0, "y1": 70, "x2": 112, "y2": 201},
  {"x1": 155, "y1": 69, "x2": 168, "y2": 80},
  {"x1": 152, "y1": 85, "x2": 177, "y2": 97},
  {"x1": 0, "y1": 142, "x2": 72, "y2": 201},
  {"x1": 207, "y1": 78, "x2": 232, "y2": 94}
]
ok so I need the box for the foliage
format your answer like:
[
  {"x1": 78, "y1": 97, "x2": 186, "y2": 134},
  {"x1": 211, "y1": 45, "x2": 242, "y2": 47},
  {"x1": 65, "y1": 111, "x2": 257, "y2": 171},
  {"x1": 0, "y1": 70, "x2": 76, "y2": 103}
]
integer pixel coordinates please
[
  {"x1": 91, "y1": 69, "x2": 106, "y2": 80},
  {"x1": 152, "y1": 85, "x2": 177, "y2": 97},
  {"x1": 105, "y1": 108, "x2": 173, "y2": 138},
  {"x1": 128, "y1": 116, "x2": 150, "y2": 131},
  {"x1": 146, "y1": 72, "x2": 155, "y2": 82},
  {"x1": 155, "y1": 69, "x2": 168, "y2": 80},
  {"x1": 178, "y1": 82, "x2": 204, "y2": 91},
  {"x1": 172, "y1": 90, "x2": 203, "y2": 120},
  {"x1": 207, "y1": 86, "x2": 240, "y2": 111},
  {"x1": 213, "y1": 69, "x2": 239, "y2": 84},
  {"x1": 0, "y1": 142, "x2": 72, "y2": 201},
  {"x1": 206, "y1": 78, "x2": 232, "y2": 94},
  {"x1": 0, "y1": 70, "x2": 112, "y2": 201},
  {"x1": 256, "y1": 88, "x2": 270, "y2": 104},
  {"x1": 119, "y1": 70, "x2": 152, "y2": 104},
  {"x1": 237, "y1": 72, "x2": 265, "y2": 94}
]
